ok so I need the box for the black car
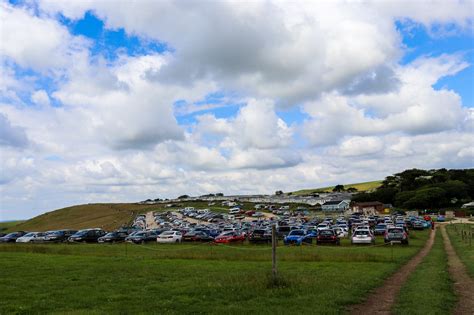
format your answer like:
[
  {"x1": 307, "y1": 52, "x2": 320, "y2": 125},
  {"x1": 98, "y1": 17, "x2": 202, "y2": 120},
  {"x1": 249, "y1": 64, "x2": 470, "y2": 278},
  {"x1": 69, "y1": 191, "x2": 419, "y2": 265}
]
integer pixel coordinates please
[
  {"x1": 182, "y1": 231, "x2": 214, "y2": 242},
  {"x1": 125, "y1": 230, "x2": 160, "y2": 244},
  {"x1": 43, "y1": 230, "x2": 77, "y2": 243},
  {"x1": 0, "y1": 231, "x2": 27, "y2": 243},
  {"x1": 248, "y1": 229, "x2": 272, "y2": 244},
  {"x1": 68, "y1": 229, "x2": 106, "y2": 243},
  {"x1": 316, "y1": 229, "x2": 340, "y2": 245},
  {"x1": 98, "y1": 231, "x2": 129, "y2": 243}
]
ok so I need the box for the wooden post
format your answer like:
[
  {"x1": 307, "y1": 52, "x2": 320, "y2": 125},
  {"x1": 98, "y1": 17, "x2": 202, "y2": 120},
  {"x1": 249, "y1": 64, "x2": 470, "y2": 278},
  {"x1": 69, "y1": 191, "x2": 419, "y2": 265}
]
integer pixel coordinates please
[{"x1": 272, "y1": 225, "x2": 277, "y2": 280}]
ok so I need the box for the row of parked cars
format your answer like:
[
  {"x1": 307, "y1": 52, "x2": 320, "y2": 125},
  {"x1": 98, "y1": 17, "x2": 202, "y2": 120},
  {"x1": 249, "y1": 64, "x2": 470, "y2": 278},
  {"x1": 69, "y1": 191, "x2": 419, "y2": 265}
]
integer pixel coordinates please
[{"x1": 0, "y1": 210, "x2": 432, "y2": 246}]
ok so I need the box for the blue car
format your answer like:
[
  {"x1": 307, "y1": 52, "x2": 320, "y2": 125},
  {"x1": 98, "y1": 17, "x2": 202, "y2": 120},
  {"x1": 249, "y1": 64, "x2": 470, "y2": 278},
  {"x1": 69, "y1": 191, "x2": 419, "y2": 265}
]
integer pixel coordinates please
[
  {"x1": 437, "y1": 215, "x2": 445, "y2": 222},
  {"x1": 284, "y1": 230, "x2": 312, "y2": 245}
]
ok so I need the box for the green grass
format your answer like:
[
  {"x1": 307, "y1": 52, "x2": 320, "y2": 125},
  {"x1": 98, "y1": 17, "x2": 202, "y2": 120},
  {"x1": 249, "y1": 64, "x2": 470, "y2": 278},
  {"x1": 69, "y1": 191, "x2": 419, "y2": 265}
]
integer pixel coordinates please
[
  {"x1": 292, "y1": 180, "x2": 383, "y2": 195},
  {"x1": 392, "y1": 231, "x2": 457, "y2": 315},
  {"x1": 0, "y1": 220, "x2": 25, "y2": 232},
  {"x1": 0, "y1": 231, "x2": 430, "y2": 314},
  {"x1": 446, "y1": 224, "x2": 474, "y2": 277},
  {"x1": 7, "y1": 204, "x2": 159, "y2": 233}
]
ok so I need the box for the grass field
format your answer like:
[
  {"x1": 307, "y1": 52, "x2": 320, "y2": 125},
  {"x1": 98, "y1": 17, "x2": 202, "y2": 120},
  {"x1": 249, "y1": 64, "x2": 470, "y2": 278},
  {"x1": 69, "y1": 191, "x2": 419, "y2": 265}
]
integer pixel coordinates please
[
  {"x1": 446, "y1": 224, "x2": 474, "y2": 277},
  {"x1": 5, "y1": 204, "x2": 158, "y2": 233},
  {"x1": 0, "y1": 231, "x2": 429, "y2": 314},
  {"x1": 392, "y1": 231, "x2": 457, "y2": 314},
  {"x1": 292, "y1": 180, "x2": 382, "y2": 195},
  {"x1": 0, "y1": 220, "x2": 25, "y2": 232}
]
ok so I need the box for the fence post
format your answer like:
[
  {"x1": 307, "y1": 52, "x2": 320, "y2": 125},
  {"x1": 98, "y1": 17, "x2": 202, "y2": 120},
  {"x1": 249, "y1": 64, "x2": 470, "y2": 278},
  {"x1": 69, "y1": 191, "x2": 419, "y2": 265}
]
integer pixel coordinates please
[{"x1": 272, "y1": 225, "x2": 277, "y2": 281}]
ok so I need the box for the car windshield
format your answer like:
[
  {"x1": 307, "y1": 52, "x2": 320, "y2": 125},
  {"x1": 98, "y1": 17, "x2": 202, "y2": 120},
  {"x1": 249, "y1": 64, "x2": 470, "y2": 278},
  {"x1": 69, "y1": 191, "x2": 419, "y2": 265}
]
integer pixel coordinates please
[
  {"x1": 388, "y1": 229, "x2": 403, "y2": 234},
  {"x1": 75, "y1": 230, "x2": 89, "y2": 236},
  {"x1": 376, "y1": 224, "x2": 386, "y2": 229},
  {"x1": 23, "y1": 232, "x2": 36, "y2": 237},
  {"x1": 105, "y1": 232, "x2": 117, "y2": 237},
  {"x1": 134, "y1": 232, "x2": 146, "y2": 237},
  {"x1": 5, "y1": 233, "x2": 20, "y2": 237},
  {"x1": 289, "y1": 230, "x2": 305, "y2": 236},
  {"x1": 253, "y1": 230, "x2": 265, "y2": 235},
  {"x1": 355, "y1": 231, "x2": 370, "y2": 236},
  {"x1": 160, "y1": 231, "x2": 174, "y2": 236},
  {"x1": 50, "y1": 231, "x2": 64, "y2": 235},
  {"x1": 320, "y1": 230, "x2": 334, "y2": 236}
]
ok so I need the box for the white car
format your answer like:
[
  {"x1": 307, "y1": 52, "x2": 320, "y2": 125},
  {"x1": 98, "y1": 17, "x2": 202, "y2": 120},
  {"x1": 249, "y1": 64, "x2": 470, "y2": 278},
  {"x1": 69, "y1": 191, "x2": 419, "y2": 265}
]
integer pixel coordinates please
[
  {"x1": 229, "y1": 208, "x2": 241, "y2": 215},
  {"x1": 157, "y1": 231, "x2": 182, "y2": 243},
  {"x1": 333, "y1": 227, "x2": 348, "y2": 238},
  {"x1": 16, "y1": 232, "x2": 45, "y2": 243},
  {"x1": 351, "y1": 230, "x2": 375, "y2": 245}
]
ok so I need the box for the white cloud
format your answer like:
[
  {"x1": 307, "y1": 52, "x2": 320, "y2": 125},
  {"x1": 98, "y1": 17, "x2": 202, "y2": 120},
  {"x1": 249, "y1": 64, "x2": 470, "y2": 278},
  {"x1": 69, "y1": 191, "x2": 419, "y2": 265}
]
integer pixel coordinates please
[
  {"x1": 31, "y1": 90, "x2": 51, "y2": 106},
  {"x1": 0, "y1": 2, "x2": 88, "y2": 71}
]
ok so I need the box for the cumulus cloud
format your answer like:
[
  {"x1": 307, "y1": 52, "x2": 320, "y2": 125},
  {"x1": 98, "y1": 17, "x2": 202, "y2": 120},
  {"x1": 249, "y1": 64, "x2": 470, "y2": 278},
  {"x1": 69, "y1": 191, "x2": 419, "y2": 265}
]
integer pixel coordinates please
[
  {"x1": 0, "y1": 2, "x2": 88, "y2": 70},
  {"x1": 1, "y1": 1, "x2": 473, "y2": 220},
  {"x1": 0, "y1": 113, "x2": 29, "y2": 148}
]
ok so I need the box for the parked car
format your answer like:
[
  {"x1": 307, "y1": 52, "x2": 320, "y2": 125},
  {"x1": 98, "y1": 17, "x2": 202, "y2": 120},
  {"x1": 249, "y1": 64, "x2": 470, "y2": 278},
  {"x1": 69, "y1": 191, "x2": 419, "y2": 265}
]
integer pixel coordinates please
[
  {"x1": 214, "y1": 231, "x2": 245, "y2": 244},
  {"x1": 157, "y1": 231, "x2": 183, "y2": 243},
  {"x1": 68, "y1": 229, "x2": 106, "y2": 243},
  {"x1": 16, "y1": 232, "x2": 46, "y2": 243},
  {"x1": 374, "y1": 224, "x2": 387, "y2": 235},
  {"x1": 43, "y1": 230, "x2": 77, "y2": 243},
  {"x1": 126, "y1": 230, "x2": 161, "y2": 244},
  {"x1": 248, "y1": 229, "x2": 272, "y2": 244},
  {"x1": 413, "y1": 220, "x2": 425, "y2": 230},
  {"x1": 182, "y1": 231, "x2": 214, "y2": 242},
  {"x1": 437, "y1": 215, "x2": 446, "y2": 222},
  {"x1": 316, "y1": 229, "x2": 340, "y2": 245},
  {"x1": 384, "y1": 227, "x2": 409, "y2": 245},
  {"x1": 98, "y1": 231, "x2": 129, "y2": 243},
  {"x1": 0, "y1": 231, "x2": 27, "y2": 243},
  {"x1": 284, "y1": 229, "x2": 312, "y2": 245},
  {"x1": 351, "y1": 230, "x2": 375, "y2": 245}
]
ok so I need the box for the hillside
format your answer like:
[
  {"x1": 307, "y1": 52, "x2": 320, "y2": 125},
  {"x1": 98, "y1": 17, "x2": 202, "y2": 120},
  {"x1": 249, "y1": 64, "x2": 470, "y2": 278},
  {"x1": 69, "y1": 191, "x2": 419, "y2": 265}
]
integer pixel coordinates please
[
  {"x1": 292, "y1": 180, "x2": 382, "y2": 195},
  {"x1": 5, "y1": 203, "x2": 157, "y2": 232}
]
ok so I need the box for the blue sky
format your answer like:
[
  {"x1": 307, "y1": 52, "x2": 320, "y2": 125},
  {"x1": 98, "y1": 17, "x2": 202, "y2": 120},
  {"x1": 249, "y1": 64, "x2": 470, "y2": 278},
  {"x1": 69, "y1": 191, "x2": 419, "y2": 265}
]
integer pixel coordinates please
[{"x1": 1, "y1": 1, "x2": 473, "y2": 220}]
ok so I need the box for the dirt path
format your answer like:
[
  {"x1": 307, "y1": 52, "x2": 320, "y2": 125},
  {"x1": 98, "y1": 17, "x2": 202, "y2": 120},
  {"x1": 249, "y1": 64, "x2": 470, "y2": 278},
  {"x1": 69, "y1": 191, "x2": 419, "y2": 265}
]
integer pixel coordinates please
[
  {"x1": 350, "y1": 229, "x2": 436, "y2": 315},
  {"x1": 440, "y1": 225, "x2": 474, "y2": 315}
]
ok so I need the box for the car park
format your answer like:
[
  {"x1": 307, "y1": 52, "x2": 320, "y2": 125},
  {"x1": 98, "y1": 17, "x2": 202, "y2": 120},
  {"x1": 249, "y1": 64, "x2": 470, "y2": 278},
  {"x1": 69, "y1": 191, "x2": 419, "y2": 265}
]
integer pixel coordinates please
[
  {"x1": 43, "y1": 230, "x2": 77, "y2": 243},
  {"x1": 98, "y1": 231, "x2": 129, "y2": 243},
  {"x1": 351, "y1": 230, "x2": 375, "y2": 245},
  {"x1": 0, "y1": 231, "x2": 27, "y2": 243},
  {"x1": 157, "y1": 231, "x2": 183, "y2": 243},
  {"x1": 68, "y1": 229, "x2": 106, "y2": 243},
  {"x1": 384, "y1": 227, "x2": 408, "y2": 245},
  {"x1": 182, "y1": 231, "x2": 214, "y2": 242},
  {"x1": 16, "y1": 232, "x2": 46, "y2": 243},
  {"x1": 374, "y1": 224, "x2": 387, "y2": 235},
  {"x1": 214, "y1": 231, "x2": 245, "y2": 244},
  {"x1": 248, "y1": 229, "x2": 272, "y2": 244},
  {"x1": 316, "y1": 229, "x2": 340, "y2": 245},
  {"x1": 284, "y1": 229, "x2": 312, "y2": 245}
]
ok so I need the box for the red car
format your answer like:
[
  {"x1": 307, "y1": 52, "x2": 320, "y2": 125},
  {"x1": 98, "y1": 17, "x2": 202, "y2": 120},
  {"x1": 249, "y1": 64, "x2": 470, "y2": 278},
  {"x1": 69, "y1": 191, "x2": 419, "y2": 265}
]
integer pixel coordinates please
[
  {"x1": 214, "y1": 231, "x2": 246, "y2": 243},
  {"x1": 245, "y1": 210, "x2": 255, "y2": 216}
]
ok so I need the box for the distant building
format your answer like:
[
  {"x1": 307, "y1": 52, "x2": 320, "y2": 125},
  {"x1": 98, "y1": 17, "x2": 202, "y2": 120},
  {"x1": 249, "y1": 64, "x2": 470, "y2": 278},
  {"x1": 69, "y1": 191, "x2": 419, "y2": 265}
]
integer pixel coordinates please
[
  {"x1": 322, "y1": 200, "x2": 350, "y2": 212},
  {"x1": 351, "y1": 201, "x2": 384, "y2": 215}
]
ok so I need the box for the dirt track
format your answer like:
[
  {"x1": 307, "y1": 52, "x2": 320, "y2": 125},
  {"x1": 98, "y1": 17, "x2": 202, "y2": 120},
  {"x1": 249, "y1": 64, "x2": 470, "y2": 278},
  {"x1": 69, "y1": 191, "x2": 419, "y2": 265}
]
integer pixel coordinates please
[
  {"x1": 350, "y1": 229, "x2": 436, "y2": 315},
  {"x1": 440, "y1": 225, "x2": 474, "y2": 315}
]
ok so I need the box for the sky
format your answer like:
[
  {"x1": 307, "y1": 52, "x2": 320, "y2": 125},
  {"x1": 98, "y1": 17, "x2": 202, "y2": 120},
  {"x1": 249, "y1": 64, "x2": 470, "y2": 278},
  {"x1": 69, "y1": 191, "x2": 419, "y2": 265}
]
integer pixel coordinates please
[{"x1": 0, "y1": 0, "x2": 473, "y2": 221}]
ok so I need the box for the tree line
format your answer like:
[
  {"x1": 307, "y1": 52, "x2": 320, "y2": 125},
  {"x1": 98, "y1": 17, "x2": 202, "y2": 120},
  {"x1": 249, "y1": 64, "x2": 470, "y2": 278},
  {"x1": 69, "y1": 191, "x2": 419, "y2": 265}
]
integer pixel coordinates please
[{"x1": 352, "y1": 168, "x2": 474, "y2": 209}]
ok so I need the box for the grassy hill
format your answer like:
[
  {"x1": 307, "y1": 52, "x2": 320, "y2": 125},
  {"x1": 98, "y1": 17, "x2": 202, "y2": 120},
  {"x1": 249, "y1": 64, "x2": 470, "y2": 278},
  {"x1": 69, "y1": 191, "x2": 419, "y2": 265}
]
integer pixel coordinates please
[
  {"x1": 5, "y1": 203, "x2": 158, "y2": 233},
  {"x1": 292, "y1": 180, "x2": 382, "y2": 195}
]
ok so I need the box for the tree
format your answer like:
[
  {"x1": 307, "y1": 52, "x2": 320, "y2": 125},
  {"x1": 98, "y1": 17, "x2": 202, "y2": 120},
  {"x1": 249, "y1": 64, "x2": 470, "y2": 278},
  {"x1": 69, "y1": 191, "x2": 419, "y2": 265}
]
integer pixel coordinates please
[
  {"x1": 275, "y1": 190, "x2": 284, "y2": 195},
  {"x1": 347, "y1": 187, "x2": 358, "y2": 193},
  {"x1": 332, "y1": 185, "x2": 345, "y2": 192},
  {"x1": 177, "y1": 195, "x2": 189, "y2": 199}
]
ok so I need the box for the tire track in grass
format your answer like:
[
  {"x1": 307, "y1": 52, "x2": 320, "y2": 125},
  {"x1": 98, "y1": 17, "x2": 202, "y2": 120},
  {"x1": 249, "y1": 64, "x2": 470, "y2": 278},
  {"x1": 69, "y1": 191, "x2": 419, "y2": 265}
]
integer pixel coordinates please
[
  {"x1": 440, "y1": 225, "x2": 474, "y2": 315},
  {"x1": 349, "y1": 229, "x2": 436, "y2": 315}
]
